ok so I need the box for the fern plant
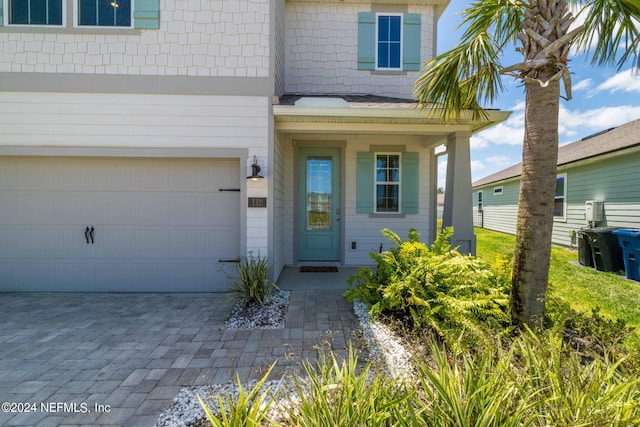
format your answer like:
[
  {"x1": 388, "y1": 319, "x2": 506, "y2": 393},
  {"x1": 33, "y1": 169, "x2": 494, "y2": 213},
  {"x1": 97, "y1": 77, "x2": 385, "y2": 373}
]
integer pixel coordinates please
[{"x1": 345, "y1": 228, "x2": 510, "y2": 349}]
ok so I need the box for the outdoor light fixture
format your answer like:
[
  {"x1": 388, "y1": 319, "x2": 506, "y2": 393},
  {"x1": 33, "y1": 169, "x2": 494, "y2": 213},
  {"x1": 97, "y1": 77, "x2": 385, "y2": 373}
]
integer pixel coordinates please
[
  {"x1": 247, "y1": 155, "x2": 264, "y2": 181},
  {"x1": 111, "y1": 0, "x2": 119, "y2": 7}
]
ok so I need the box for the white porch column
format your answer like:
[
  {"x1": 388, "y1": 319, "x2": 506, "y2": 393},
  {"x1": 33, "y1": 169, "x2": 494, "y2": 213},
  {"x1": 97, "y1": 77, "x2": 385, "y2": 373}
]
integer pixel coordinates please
[{"x1": 443, "y1": 132, "x2": 476, "y2": 255}]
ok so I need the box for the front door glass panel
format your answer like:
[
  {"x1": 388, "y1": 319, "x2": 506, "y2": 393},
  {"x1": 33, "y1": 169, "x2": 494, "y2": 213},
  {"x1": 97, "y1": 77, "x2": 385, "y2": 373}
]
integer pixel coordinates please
[{"x1": 306, "y1": 156, "x2": 332, "y2": 229}]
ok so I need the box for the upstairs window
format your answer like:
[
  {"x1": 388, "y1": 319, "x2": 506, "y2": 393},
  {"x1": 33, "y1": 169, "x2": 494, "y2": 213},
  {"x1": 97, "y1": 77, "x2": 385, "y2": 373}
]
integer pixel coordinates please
[
  {"x1": 78, "y1": 0, "x2": 131, "y2": 27},
  {"x1": 7, "y1": 0, "x2": 63, "y2": 25},
  {"x1": 357, "y1": 12, "x2": 421, "y2": 72},
  {"x1": 376, "y1": 15, "x2": 402, "y2": 69}
]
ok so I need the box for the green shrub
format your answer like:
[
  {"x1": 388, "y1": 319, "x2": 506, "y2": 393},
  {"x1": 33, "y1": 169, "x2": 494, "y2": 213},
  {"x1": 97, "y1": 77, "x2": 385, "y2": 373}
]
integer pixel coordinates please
[
  {"x1": 345, "y1": 227, "x2": 510, "y2": 349},
  {"x1": 546, "y1": 296, "x2": 640, "y2": 372},
  {"x1": 286, "y1": 347, "x2": 413, "y2": 427},
  {"x1": 510, "y1": 328, "x2": 640, "y2": 426},
  {"x1": 198, "y1": 363, "x2": 277, "y2": 427},
  {"x1": 223, "y1": 252, "x2": 278, "y2": 306},
  {"x1": 412, "y1": 329, "x2": 640, "y2": 426}
]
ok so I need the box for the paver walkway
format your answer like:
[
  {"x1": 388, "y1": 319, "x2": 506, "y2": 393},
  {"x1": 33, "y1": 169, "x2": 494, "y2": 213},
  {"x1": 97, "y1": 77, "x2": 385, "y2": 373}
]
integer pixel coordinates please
[{"x1": 0, "y1": 283, "x2": 359, "y2": 426}]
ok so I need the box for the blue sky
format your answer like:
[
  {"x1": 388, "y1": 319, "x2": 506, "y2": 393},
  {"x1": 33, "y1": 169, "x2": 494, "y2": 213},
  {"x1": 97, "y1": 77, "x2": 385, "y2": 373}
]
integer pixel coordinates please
[{"x1": 436, "y1": 0, "x2": 640, "y2": 186}]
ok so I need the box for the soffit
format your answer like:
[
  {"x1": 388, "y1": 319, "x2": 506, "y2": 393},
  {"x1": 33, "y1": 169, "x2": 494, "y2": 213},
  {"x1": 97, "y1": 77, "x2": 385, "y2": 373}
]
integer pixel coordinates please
[{"x1": 274, "y1": 99, "x2": 511, "y2": 137}]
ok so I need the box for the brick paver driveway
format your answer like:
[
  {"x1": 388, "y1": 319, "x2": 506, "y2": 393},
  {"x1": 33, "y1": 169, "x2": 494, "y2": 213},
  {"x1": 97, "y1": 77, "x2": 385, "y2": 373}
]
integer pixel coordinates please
[{"x1": 0, "y1": 290, "x2": 358, "y2": 426}]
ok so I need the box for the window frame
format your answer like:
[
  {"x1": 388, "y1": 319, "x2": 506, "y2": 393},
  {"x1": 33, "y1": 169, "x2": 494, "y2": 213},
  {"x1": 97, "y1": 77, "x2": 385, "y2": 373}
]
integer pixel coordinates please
[
  {"x1": 375, "y1": 13, "x2": 403, "y2": 71},
  {"x1": 74, "y1": 0, "x2": 133, "y2": 28},
  {"x1": 478, "y1": 190, "x2": 483, "y2": 211},
  {"x1": 554, "y1": 173, "x2": 567, "y2": 221},
  {"x1": 3, "y1": 0, "x2": 66, "y2": 27},
  {"x1": 493, "y1": 186, "x2": 503, "y2": 196},
  {"x1": 374, "y1": 152, "x2": 402, "y2": 213}
]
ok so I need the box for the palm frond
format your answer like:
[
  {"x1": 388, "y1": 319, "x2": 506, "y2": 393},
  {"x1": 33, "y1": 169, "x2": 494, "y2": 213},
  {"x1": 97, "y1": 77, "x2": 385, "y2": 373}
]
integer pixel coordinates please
[
  {"x1": 414, "y1": 0, "x2": 525, "y2": 121},
  {"x1": 571, "y1": 0, "x2": 640, "y2": 71}
]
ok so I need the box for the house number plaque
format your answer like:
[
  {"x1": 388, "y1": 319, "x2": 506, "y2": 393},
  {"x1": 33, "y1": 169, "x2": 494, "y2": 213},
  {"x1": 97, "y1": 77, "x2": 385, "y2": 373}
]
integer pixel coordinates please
[{"x1": 248, "y1": 197, "x2": 267, "y2": 208}]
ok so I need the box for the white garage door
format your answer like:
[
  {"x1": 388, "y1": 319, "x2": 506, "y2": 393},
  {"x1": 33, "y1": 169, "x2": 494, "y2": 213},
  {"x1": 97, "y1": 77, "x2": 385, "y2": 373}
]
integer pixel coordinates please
[{"x1": 0, "y1": 157, "x2": 241, "y2": 292}]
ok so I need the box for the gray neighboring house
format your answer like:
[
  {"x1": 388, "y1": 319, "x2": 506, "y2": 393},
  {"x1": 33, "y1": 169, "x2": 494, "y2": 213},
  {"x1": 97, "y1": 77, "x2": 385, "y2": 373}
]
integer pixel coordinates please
[{"x1": 472, "y1": 118, "x2": 640, "y2": 247}]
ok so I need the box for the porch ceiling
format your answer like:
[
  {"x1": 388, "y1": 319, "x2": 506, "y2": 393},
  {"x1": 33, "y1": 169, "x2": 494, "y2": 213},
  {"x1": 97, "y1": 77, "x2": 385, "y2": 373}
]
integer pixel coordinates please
[{"x1": 273, "y1": 103, "x2": 511, "y2": 139}]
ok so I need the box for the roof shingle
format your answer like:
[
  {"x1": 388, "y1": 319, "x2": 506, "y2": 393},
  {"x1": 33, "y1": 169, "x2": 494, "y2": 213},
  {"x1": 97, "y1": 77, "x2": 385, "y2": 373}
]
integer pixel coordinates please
[{"x1": 472, "y1": 118, "x2": 640, "y2": 187}]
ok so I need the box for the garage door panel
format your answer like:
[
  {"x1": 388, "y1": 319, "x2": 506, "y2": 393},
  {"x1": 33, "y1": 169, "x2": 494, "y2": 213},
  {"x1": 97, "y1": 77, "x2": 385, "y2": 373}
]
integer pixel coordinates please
[
  {"x1": 0, "y1": 262, "x2": 17, "y2": 289},
  {"x1": 94, "y1": 195, "x2": 133, "y2": 224},
  {"x1": 53, "y1": 194, "x2": 94, "y2": 224},
  {"x1": 168, "y1": 195, "x2": 208, "y2": 224},
  {"x1": 0, "y1": 161, "x2": 18, "y2": 190},
  {"x1": 93, "y1": 160, "x2": 132, "y2": 190},
  {"x1": 16, "y1": 194, "x2": 54, "y2": 224},
  {"x1": 94, "y1": 263, "x2": 139, "y2": 291},
  {"x1": 16, "y1": 158, "x2": 55, "y2": 190},
  {"x1": 132, "y1": 194, "x2": 170, "y2": 224},
  {"x1": 0, "y1": 230, "x2": 18, "y2": 257},
  {"x1": 130, "y1": 160, "x2": 171, "y2": 190},
  {"x1": 51, "y1": 160, "x2": 95, "y2": 190},
  {"x1": 0, "y1": 194, "x2": 17, "y2": 223},
  {"x1": 168, "y1": 162, "x2": 209, "y2": 191},
  {"x1": 205, "y1": 195, "x2": 240, "y2": 226},
  {"x1": 54, "y1": 262, "x2": 96, "y2": 291},
  {"x1": 0, "y1": 157, "x2": 241, "y2": 292},
  {"x1": 130, "y1": 230, "x2": 170, "y2": 256}
]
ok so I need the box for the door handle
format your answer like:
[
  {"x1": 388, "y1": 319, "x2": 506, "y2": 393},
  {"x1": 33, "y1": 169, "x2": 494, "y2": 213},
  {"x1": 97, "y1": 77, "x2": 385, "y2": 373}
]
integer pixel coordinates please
[
  {"x1": 85, "y1": 227, "x2": 90, "y2": 244},
  {"x1": 90, "y1": 226, "x2": 95, "y2": 244}
]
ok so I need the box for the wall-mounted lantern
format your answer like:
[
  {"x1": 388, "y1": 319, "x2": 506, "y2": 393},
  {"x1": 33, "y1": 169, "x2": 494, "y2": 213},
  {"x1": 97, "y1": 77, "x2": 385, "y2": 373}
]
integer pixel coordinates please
[{"x1": 246, "y1": 155, "x2": 264, "y2": 181}]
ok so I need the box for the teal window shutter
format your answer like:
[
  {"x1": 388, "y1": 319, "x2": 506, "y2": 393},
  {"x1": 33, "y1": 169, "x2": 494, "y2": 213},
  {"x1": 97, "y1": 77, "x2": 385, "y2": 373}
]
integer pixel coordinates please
[
  {"x1": 134, "y1": 0, "x2": 160, "y2": 29},
  {"x1": 358, "y1": 12, "x2": 376, "y2": 70},
  {"x1": 356, "y1": 152, "x2": 375, "y2": 213},
  {"x1": 401, "y1": 152, "x2": 419, "y2": 214},
  {"x1": 0, "y1": 1, "x2": 4, "y2": 26},
  {"x1": 403, "y1": 13, "x2": 421, "y2": 71}
]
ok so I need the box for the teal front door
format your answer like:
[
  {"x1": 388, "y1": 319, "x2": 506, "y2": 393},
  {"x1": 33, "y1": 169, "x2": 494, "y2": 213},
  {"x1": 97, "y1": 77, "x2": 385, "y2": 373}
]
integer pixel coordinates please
[{"x1": 298, "y1": 148, "x2": 341, "y2": 261}]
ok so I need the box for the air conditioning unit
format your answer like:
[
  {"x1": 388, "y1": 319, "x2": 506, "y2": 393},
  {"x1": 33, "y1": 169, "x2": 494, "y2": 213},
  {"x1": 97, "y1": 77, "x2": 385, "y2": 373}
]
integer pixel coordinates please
[{"x1": 585, "y1": 200, "x2": 604, "y2": 222}]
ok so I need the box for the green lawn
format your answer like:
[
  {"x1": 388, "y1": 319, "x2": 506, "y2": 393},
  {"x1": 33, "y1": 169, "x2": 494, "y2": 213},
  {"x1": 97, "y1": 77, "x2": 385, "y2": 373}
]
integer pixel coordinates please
[{"x1": 474, "y1": 227, "x2": 640, "y2": 327}]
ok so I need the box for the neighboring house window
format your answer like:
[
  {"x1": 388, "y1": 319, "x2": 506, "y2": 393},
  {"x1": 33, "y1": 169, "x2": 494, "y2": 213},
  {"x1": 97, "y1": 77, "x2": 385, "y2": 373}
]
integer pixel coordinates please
[
  {"x1": 356, "y1": 152, "x2": 419, "y2": 214},
  {"x1": 493, "y1": 186, "x2": 503, "y2": 196},
  {"x1": 375, "y1": 153, "x2": 401, "y2": 212},
  {"x1": 478, "y1": 190, "x2": 483, "y2": 211},
  {"x1": 357, "y1": 12, "x2": 421, "y2": 71},
  {"x1": 554, "y1": 174, "x2": 567, "y2": 220},
  {"x1": 376, "y1": 14, "x2": 402, "y2": 69},
  {"x1": 6, "y1": 0, "x2": 63, "y2": 25},
  {"x1": 78, "y1": 0, "x2": 131, "y2": 27}
]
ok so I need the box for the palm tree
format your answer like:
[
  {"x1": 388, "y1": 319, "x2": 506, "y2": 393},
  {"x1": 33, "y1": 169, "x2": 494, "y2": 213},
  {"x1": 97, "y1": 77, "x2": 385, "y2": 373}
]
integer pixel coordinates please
[{"x1": 415, "y1": 0, "x2": 639, "y2": 328}]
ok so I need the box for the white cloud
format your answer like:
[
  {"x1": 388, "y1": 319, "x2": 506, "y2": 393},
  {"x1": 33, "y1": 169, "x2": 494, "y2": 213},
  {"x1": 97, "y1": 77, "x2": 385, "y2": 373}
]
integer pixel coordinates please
[
  {"x1": 473, "y1": 102, "x2": 640, "y2": 149},
  {"x1": 559, "y1": 104, "x2": 640, "y2": 141},
  {"x1": 572, "y1": 78, "x2": 593, "y2": 92},
  {"x1": 485, "y1": 155, "x2": 513, "y2": 166},
  {"x1": 592, "y1": 69, "x2": 640, "y2": 94},
  {"x1": 470, "y1": 160, "x2": 485, "y2": 172},
  {"x1": 472, "y1": 111, "x2": 525, "y2": 148}
]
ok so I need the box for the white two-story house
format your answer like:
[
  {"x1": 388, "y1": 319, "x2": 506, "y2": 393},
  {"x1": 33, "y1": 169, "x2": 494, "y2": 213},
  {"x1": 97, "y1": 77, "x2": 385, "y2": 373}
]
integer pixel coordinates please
[{"x1": 0, "y1": 0, "x2": 509, "y2": 292}]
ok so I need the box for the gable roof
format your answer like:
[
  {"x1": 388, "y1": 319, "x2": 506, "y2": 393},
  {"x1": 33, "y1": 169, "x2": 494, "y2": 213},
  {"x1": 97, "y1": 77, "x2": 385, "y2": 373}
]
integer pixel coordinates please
[{"x1": 472, "y1": 118, "x2": 640, "y2": 188}]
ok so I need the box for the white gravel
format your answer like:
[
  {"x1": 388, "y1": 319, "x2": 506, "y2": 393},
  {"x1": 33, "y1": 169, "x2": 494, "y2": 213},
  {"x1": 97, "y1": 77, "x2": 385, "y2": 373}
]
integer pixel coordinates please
[
  {"x1": 155, "y1": 297, "x2": 411, "y2": 426},
  {"x1": 225, "y1": 291, "x2": 290, "y2": 330}
]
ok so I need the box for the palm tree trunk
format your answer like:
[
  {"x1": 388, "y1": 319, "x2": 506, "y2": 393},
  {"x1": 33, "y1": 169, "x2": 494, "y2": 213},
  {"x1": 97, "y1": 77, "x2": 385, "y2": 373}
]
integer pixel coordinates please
[{"x1": 510, "y1": 79, "x2": 560, "y2": 328}]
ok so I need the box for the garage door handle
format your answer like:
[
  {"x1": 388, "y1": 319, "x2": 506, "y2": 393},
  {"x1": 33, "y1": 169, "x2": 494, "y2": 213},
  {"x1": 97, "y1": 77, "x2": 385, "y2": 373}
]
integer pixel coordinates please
[
  {"x1": 219, "y1": 258, "x2": 241, "y2": 263},
  {"x1": 85, "y1": 227, "x2": 90, "y2": 244},
  {"x1": 90, "y1": 226, "x2": 95, "y2": 244}
]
